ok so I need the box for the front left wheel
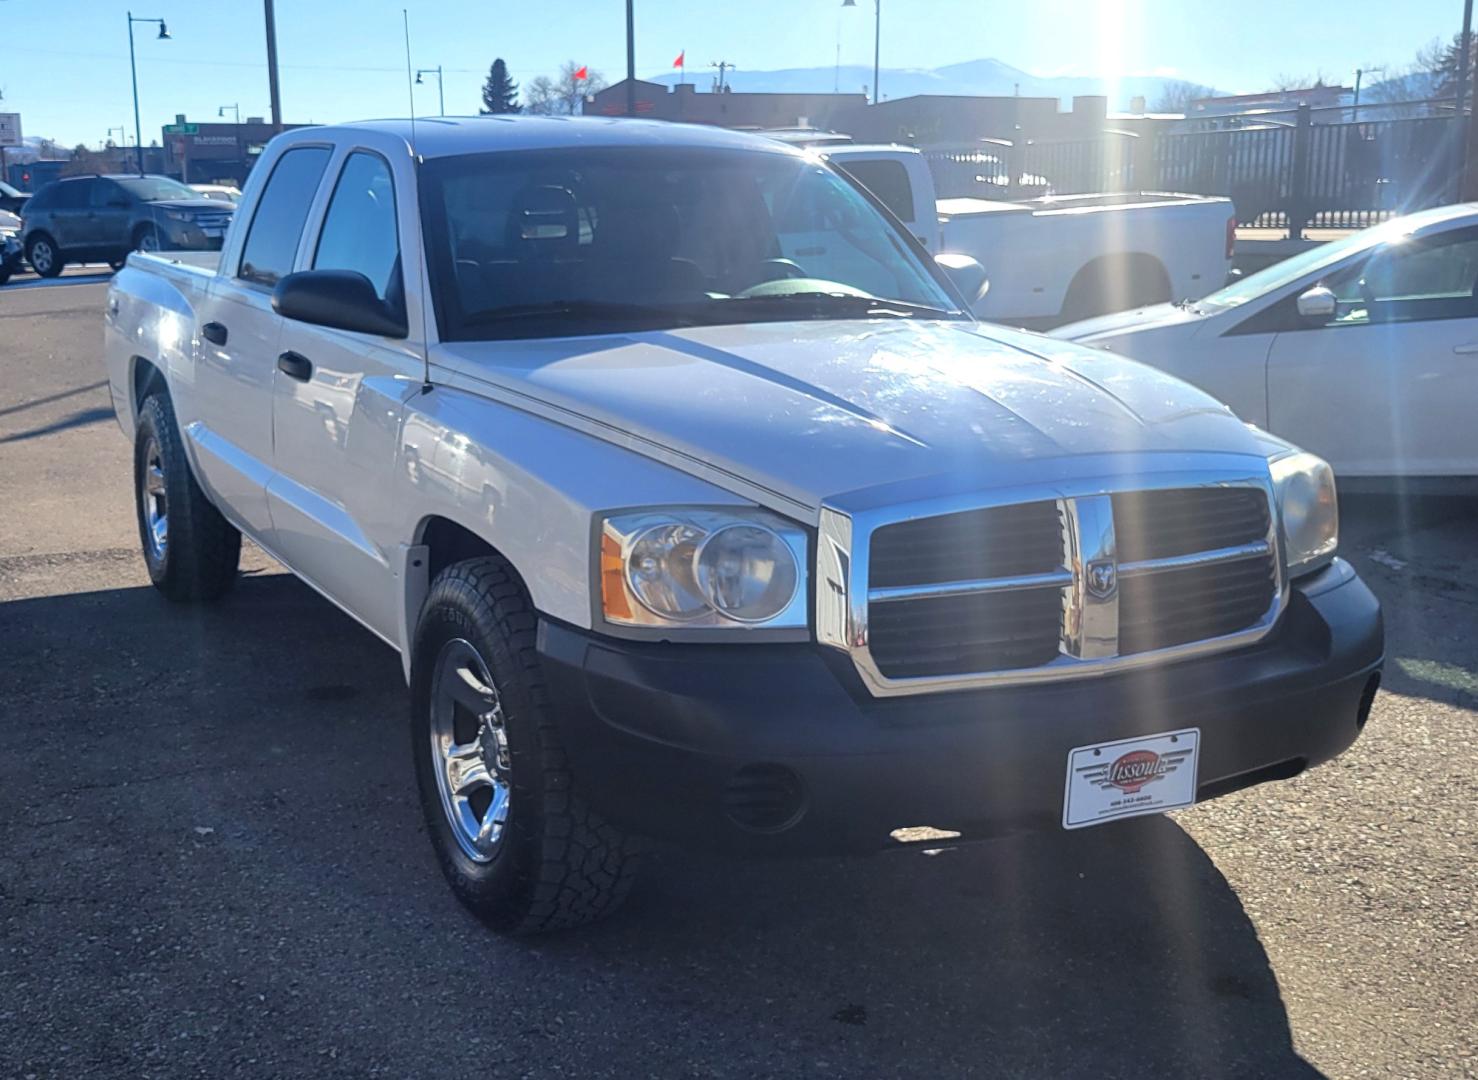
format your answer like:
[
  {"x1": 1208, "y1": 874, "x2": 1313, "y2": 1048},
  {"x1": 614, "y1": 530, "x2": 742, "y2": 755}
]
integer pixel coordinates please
[
  {"x1": 133, "y1": 392, "x2": 242, "y2": 601},
  {"x1": 410, "y1": 557, "x2": 642, "y2": 934}
]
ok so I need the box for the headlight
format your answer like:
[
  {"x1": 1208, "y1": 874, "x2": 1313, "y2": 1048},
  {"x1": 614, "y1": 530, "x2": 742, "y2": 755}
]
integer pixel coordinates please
[
  {"x1": 163, "y1": 210, "x2": 191, "y2": 223},
  {"x1": 600, "y1": 509, "x2": 807, "y2": 632},
  {"x1": 1270, "y1": 451, "x2": 1338, "y2": 577}
]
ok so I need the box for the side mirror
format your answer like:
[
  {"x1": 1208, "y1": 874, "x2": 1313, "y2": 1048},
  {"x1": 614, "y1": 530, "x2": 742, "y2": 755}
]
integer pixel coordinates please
[
  {"x1": 935, "y1": 251, "x2": 989, "y2": 307},
  {"x1": 1296, "y1": 285, "x2": 1337, "y2": 322},
  {"x1": 272, "y1": 269, "x2": 407, "y2": 339}
]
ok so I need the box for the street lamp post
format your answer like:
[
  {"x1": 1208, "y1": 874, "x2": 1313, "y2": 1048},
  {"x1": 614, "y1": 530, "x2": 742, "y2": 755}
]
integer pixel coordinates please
[
  {"x1": 127, "y1": 12, "x2": 170, "y2": 175},
  {"x1": 415, "y1": 67, "x2": 445, "y2": 115},
  {"x1": 626, "y1": 0, "x2": 636, "y2": 116},
  {"x1": 840, "y1": 0, "x2": 881, "y2": 105}
]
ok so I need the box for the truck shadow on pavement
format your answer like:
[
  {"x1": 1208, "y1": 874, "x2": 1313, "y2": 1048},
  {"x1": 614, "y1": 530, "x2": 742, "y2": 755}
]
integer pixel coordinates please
[{"x1": 1, "y1": 570, "x2": 1324, "y2": 1078}]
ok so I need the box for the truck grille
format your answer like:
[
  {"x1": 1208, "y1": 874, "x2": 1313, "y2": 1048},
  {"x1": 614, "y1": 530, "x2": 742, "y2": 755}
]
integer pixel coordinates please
[{"x1": 851, "y1": 485, "x2": 1280, "y2": 687}]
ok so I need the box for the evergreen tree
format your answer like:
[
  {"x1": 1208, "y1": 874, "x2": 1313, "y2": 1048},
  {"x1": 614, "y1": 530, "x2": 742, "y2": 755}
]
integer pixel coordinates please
[{"x1": 481, "y1": 59, "x2": 520, "y2": 114}]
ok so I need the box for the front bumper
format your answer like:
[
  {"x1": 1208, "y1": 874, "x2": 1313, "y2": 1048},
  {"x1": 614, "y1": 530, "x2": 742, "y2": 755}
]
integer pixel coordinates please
[{"x1": 538, "y1": 558, "x2": 1383, "y2": 855}]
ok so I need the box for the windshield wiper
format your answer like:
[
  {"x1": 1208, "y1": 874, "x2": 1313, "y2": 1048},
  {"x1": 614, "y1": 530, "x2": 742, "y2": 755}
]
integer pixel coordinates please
[
  {"x1": 462, "y1": 300, "x2": 703, "y2": 328},
  {"x1": 714, "y1": 292, "x2": 962, "y2": 319}
]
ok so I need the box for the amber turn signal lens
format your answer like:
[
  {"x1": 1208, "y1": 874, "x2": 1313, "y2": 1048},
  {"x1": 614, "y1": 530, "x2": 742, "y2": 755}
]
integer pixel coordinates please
[{"x1": 600, "y1": 530, "x2": 633, "y2": 621}]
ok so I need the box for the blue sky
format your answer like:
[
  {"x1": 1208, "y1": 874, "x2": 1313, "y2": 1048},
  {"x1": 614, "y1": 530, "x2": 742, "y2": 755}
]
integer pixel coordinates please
[{"x1": 0, "y1": 0, "x2": 1464, "y2": 147}]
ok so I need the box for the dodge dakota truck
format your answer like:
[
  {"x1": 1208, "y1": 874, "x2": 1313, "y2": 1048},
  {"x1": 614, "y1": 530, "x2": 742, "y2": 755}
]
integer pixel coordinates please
[{"x1": 105, "y1": 117, "x2": 1383, "y2": 935}]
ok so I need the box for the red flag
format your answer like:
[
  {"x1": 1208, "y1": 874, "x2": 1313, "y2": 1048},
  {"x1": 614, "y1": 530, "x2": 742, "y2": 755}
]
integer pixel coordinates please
[
  {"x1": 573, "y1": 65, "x2": 588, "y2": 80},
  {"x1": 673, "y1": 50, "x2": 685, "y2": 69}
]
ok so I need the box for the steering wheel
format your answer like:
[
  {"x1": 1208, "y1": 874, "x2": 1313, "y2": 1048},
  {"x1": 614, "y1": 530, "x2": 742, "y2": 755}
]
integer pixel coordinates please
[
  {"x1": 756, "y1": 258, "x2": 808, "y2": 282},
  {"x1": 734, "y1": 278, "x2": 873, "y2": 300}
]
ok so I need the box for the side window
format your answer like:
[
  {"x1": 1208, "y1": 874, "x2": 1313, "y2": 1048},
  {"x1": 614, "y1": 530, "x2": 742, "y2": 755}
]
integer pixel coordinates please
[
  {"x1": 312, "y1": 151, "x2": 402, "y2": 306},
  {"x1": 52, "y1": 181, "x2": 92, "y2": 210},
  {"x1": 238, "y1": 146, "x2": 332, "y2": 287},
  {"x1": 1321, "y1": 232, "x2": 1478, "y2": 326},
  {"x1": 835, "y1": 159, "x2": 917, "y2": 223},
  {"x1": 90, "y1": 181, "x2": 124, "y2": 209}
]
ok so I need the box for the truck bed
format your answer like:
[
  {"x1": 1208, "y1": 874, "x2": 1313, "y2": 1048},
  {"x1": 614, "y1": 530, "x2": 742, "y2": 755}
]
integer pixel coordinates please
[{"x1": 938, "y1": 191, "x2": 1226, "y2": 220}]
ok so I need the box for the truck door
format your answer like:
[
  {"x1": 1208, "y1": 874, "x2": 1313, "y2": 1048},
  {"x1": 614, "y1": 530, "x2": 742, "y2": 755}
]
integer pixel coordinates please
[
  {"x1": 268, "y1": 147, "x2": 423, "y2": 641},
  {"x1": 185, "y1": 145, "x2": 332, "y2": 538}
]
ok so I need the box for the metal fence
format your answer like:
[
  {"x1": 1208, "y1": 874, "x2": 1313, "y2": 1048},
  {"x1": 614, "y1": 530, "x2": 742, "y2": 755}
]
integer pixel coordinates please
[{"x1": 925, "y1": 102, "x2": 1466, "y2": 238}]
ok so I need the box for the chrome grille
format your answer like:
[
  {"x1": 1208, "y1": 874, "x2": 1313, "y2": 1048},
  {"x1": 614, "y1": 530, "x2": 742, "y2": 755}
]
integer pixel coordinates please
[{"x1": 817, "y1": 476, "x2": 1285, "y2": 697}]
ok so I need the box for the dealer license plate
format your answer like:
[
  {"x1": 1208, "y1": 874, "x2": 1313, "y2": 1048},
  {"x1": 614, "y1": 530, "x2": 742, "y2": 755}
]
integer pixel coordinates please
[{"x1": 1062, "y1": 728, "x2": 1200, "y2": 830}]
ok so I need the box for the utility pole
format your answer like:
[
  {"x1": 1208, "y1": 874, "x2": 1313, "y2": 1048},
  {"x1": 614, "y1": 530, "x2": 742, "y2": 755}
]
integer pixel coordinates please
[
  {"x1": 625, "y1": 0, "x2": 636, "y2": 116},
  {"x1": 263, "y1": 0, "x2": 283, "y2": 131},
  {"x1": 872, "y1": 0, "x2": 881, "y2": 105},
  {"x1": 712, "y1": 61, "x2": 736, "y2": 92},
  {"x1": 1461, "y1": 0, "x2": 1478, "y2": 200}
]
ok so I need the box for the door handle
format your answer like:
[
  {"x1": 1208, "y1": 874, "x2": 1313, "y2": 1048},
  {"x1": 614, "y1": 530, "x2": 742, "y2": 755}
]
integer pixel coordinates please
[
  {"x1": 277, "y1": 351, "x2": 313, "y2": 381},
  {"x1": 201, "y1": 321, "x2": 228, "y2": 346},
  {"x1": 1453, "y1": 343, "x2": 1478, "y2": 355}
]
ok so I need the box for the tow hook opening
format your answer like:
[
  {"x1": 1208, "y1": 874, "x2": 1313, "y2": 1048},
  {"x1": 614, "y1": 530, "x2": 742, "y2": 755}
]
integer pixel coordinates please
[{"x1": 1356, "y1": 672, "x2": 1381, "y2": 731}]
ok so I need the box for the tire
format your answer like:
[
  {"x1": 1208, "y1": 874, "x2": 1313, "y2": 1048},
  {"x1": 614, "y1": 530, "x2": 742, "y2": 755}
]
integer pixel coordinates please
[
  {"x1": 133, "y1": 392, "x2": 242, "y2": 602},
  {"x1": 410, "y1": 557, "x2": 642, "y2": 934},
  {"x1": 25, "y1": 233, "x2": 63, "y2": 278},
  {"x1": 0, "y1": 268, "x2": 10, "y2": 287},
  {"x1": 134, "y1": 225, "x2": 161, "y2": 254}
]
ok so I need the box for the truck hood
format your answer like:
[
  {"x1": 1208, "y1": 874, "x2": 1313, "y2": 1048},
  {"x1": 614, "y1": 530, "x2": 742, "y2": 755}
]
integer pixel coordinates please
[
  {"x1": 436, "y1": 319, "x2": 1268, "y2": 513},
  {"x1": 1050, "y1": 301, "x2": 1205, "y2": 344}
]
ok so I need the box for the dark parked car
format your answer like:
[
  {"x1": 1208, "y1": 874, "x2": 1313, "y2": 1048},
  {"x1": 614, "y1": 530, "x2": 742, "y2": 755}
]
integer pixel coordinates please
[
  {"x1": 0, "y1": 180, "x2": 30, "y2": 215},
  {"x1": 0, "y1": 209, "x2": 24, "y2": 285},
  {"x1": 20, "y1": 173, "x2": 233, "y2": 278}
]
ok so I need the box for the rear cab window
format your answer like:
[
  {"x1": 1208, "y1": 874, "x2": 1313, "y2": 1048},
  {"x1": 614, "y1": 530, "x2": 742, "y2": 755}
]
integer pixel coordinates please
[
  {"x1": 834, "y1": 159, "x2": 917, "y2": 223},
  {"x1": 238, "y1": 146, "x2": 332, "y2": 288}
]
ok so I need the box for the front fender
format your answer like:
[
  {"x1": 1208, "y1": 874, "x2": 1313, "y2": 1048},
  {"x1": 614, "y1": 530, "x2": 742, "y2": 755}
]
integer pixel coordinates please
[{"x1": 391, "y1": 385, "x2": 755, "y2": 676}]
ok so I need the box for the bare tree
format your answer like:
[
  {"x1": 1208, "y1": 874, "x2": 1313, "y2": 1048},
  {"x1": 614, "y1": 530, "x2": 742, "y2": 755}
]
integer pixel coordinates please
[
  {"x1": 523, "y1": 62, "x2": 608, "y2": 116},
  {"x1": 1151, "y1": 79, "x2": 1217, "y2": 113},
  {"x1": 523, "y1": 76, "x2": 561, "y2": 115},
  {"x1": 1268, "y1": 71, "x2": 1333, "y2": 91}
]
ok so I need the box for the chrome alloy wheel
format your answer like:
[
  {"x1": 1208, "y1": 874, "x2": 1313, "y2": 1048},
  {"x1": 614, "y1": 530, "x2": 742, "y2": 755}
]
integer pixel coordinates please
[
  {"x1": 141, "y1": 436, "x2": 168, "y2": 562},
  {"x1": 28, "y1": 239, "x2": 54, "y2": 274},
  {"x1": 429, "y1": 638, "x2": 512, "y2": 863}
]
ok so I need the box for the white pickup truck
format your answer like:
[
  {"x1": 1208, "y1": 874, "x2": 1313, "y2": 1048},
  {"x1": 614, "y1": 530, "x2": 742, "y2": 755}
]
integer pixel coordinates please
[
  {"x1": 823, "y1": 145, "x2": 1237, "y2": 326},
  {"x1": 105, "y1": 117, "x2": 1382, "y2": 934}
]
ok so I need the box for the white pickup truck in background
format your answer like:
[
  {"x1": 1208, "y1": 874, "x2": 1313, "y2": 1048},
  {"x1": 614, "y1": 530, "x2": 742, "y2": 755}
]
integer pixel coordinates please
[{"x1": 824, "y1": 144, "x2": 1237, "y2": 326}]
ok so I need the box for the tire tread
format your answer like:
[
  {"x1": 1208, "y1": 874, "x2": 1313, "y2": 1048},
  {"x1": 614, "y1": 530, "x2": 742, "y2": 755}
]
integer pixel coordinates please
[
  {"x1": 415, "y1": 557, "x2": 641, "y2": 934},
  {"x1": 136, "y1": 392, "x2": 241, "y2": 602}
]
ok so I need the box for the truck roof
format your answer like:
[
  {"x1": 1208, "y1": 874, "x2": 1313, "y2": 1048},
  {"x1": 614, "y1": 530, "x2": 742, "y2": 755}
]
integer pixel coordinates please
[{"x1": 290, "y1": 115, "x2": 800, "y2": 159}]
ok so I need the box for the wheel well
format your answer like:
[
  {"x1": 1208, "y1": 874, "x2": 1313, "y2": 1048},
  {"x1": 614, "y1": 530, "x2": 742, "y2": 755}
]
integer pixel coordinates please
[
  {"x1": 131, "y1": 357, "x2": 166, "y2": 414},
  {"x1": 417, "y1": 516, "x2": 529, "y2": 596},
  {"x1": 1062, "y1": 253, "x2": 1172, "y2": 318}
]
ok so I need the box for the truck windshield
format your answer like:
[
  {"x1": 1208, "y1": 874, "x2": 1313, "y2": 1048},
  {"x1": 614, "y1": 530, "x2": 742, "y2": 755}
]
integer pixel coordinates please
[
  {"x1": 419, "y1": 145, "x2": 966, "y2": 340},
  {"x1": 112, "y1": 176, "x2": 201, "y2": 203}
]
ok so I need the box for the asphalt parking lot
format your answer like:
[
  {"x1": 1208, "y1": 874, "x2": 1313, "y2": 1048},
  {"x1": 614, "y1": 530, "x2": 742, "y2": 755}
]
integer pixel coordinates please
[{"x1": 2, "y1": 276, "x2": 1475, "y2": 1079}]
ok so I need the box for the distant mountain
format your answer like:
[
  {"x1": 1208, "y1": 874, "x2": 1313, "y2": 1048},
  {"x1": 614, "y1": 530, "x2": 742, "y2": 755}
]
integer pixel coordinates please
[{"x1": 653, "y1": 58, "x2": 1211, "y2": 110}]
